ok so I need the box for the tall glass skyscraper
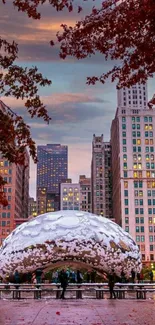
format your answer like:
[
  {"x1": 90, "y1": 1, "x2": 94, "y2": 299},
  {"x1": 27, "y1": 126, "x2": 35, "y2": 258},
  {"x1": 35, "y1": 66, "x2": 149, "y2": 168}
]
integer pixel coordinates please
[{"x1": 37, "y1": 144, "x2": 68, "y2": 214}]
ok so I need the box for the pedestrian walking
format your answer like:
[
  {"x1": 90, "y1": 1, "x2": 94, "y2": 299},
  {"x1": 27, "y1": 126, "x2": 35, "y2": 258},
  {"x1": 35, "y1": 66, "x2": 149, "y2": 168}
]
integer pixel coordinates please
[
  {"x1": 59, "y1": 269, "x2": 68, "y2": 299},
  {"x1": 108, "y1": 270, "x2": 116, "y2": 299}
]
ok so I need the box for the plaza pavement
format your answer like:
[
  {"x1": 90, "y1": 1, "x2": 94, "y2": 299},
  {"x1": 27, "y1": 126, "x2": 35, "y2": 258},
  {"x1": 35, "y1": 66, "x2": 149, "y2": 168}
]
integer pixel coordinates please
[{"x1": 0, "y1": 299, "x2": 155, "y2": 325}]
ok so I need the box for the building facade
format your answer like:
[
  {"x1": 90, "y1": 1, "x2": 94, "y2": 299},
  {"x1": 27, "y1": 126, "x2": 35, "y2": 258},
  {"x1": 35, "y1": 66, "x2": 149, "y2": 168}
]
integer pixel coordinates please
[
  {"x1": 111, "y1": 83, "x2": 155, "y2": 264},
  {"x1": 91, "y1": 134, "x2": 112, "y2": 218},
  {"x1": 79, "y1": 175, "x2": 91, "y2": 212},
  {"x1": 60, "y1": 183, "x2": 80, "y2": 210},
  {"x1": 28, "y1": 197, "x2": 37, "y2": 217},
  {"x1": 0, "y1": 151, "x2": 29, "y2": 244},
  {"x1": 37, "y1": 144, "x2": 68, "y2": 215}
]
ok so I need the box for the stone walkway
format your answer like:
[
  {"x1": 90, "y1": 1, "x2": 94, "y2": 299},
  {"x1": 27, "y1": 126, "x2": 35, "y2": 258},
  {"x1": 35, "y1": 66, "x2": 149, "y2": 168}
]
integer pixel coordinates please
[{"x1": 0, "y1": 299, "x2": 154, "y2": 325}]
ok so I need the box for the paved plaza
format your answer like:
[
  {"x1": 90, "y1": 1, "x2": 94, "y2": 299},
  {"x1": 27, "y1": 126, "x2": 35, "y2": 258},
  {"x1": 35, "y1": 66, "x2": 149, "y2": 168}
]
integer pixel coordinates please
[{"x1": 0, "y1": 299, "x2": 154, "y2": 325}]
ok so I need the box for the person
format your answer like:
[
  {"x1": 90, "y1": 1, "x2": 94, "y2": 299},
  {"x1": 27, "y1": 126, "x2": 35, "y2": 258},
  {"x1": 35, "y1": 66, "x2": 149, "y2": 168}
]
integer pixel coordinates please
[
  {"x1": 108, "y1": 270, "x2": 116, "y2": 299},
  {"x1": 149, "y1": 270, "x2": 153, "y2": 283},
  {"x1": 137, "y1": 272, "x2": 141, "y2": 283},
  {"x1": 131, "y1": 269, "x2": 136, "y2": 283},
  {"x1": 59, "y1": 269, "x2": 68, "y2": 299},
  {"x1": 77, "y1": 270, "x2": 83, "y2": 284},
  {"x1": 121, "y1": 269, "x2": 126, "y2": 283},
  {"x1": 14, "y1": 270, "x2": 20, "y2": 284},
  {"x1": 35, "y1": 269, "x2": 43, "y2": 284}
]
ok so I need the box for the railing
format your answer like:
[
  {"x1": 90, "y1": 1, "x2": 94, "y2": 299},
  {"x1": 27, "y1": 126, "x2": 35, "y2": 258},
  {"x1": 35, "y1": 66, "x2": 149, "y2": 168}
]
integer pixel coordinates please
[{"x1": 0, "y1": 283, "x2": 154, "y2": 300}]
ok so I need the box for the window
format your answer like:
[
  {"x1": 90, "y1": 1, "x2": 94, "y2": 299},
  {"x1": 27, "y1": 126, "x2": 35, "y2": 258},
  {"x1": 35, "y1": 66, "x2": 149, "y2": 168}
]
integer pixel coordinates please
[
  {"x1": 138, "y1": 147, "x2": 141, "y2": 152},
  {"x1": 141, "y1": 236, "x2": 145, "y2": 242},
  {"x1": 138, "y1": 154, "x2": 141, "y2": 161},
  {"x1": 122, "y1": 117, "x2": 126, "y2": 122},
  {"x1": 135, "y1": 199, "x2": 138, "y2": 206},
  {"x1": 149, "y1": 236, "x2": 153, "y2": 242},
  {"x1": 140, "y1": 217, "x2": 144, "y2": 223},
  {"x1": 123, "y1": 139, "x2": 126, "y2": 145},
  {"x1": 133, "y1": 147, "x2": 137, "y2": 152},
  {"x1": 139, "y1": 199, "x2": 143, "y2": 205},
  {"x1": 132, "y1": 124, "x2": 136, "y2": 129},
  {"x1": 136, "y1": 117, "x2": 140, "y2": 122},
  {"x1": 125, "y1": 217, "x2": 129, "y2": 224},
  {"x1": 123, "y1": 162, "x2": 127, "y2": 169},
  {"x1": 136, "y1": 217, "x2": 139, "y2": 224},
  {"x1": 145, "y1": 147, "x2": 149, "y2": 152},
  {"x1": 123, "y1": 182, "x2": 128, "y2": 190},
  {"x1": 137, "y1": 139, "x2": 141, "y2": 145},
  {"x1": 150, "y1": 131, "x2": 153, "y2": 137},
  {"x1": 124, "y1": 199, "x2": 128, "y2": 205},
  {"x1": 123, "y1": 154, "x2": 127, "y2": 161},
  {"x1": 146, "y1": 162, "x2": 150, "y2": 169},
  {"x1": 145, "y1": 124, "x2": 149, "y2": 130},
  {"x1": 135, "y1": 208, "x2": 139, "y2": 214},
  {"x1": 133, "y1": 154, "x2": 137, "y2": 161},
  {"x1": 124, "y1": 190, "x2": 128, "y2": 197},
  {"x1": 124, "y1": 171, "x2": 128, "y2": 178},
  {"x1": 136, "y1": 235, "x2": 140, "y2": 242},
  {"x1": 132, "y1": 131, "x2": 136, "y2": 137},
  {"x1": 125, "y1": 226, "x2": 129, "y2": 232},
  {"x1": 123, "y1": 147, "x2": 127, "y2": 152},
  {"x1": 145, "y1": 131, "x2": 149, "y2": 137},
  {"x1": 140, "y1": 208, "x2": 144, "y2": 214},
  {"x1": 148, "y1": 199, "x2": 152, "y2": 206},
  {"x1": 122, "y1": 124, "x2": 126, "y2": 129},
  {"x1": 141, "y1": 226, "x2": 144, "y2": 233},
  {"x1": 145, "y1": 139, "x2": 149, "y2": 145},
  {"x1": 139, "y1": 190, "x2": 143, "y2": 196},
  {"x1": 149, "y1": 226, "x2": 153, "y2": 232},
  {"x1": 151, "y1": 154, "x2": 154, "y2": 161},
  {"x1": 122, "y1": 131, "x2": 126, "y2": 137},
  {"x1": 136, "y1": 226, "x2": 139, "y2": 233},
  {"x1": 150, "y1": 147, "x2": 154, "y2": 152},
  {"x1": 144, "y1": 116, "x2": 148, "y2": 122},
  {"x1": 125, "y1": 208, "x2": 129, "y2": 214},
  {"x1": 137, "y1": 124, "x2": 140, "y2": 129},
  {"x1": 133, "y1": 139, "x2": 136, "y2": 145},
  {"x1": 150, "y1": 245, "x2": 154, "y2": 251},
  {"x1": 149, "y1": 117, "x2": 152, "y2": 122}
]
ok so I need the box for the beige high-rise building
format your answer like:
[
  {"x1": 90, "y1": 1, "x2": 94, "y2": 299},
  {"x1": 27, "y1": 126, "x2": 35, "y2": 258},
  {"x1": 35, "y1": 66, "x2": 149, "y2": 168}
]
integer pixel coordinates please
[
  {"x1": 79, "y1": 175, "x2": 91, "y2": 212},
  {"x1": 91, "y1": 135, "x2": 112, "y2": 218},
  {"x1": 0, "y1": 151, "x2": 29, "y2": 244},
  {"x1": 111, "y1": 83, "x2": 155, "y2": 264}
]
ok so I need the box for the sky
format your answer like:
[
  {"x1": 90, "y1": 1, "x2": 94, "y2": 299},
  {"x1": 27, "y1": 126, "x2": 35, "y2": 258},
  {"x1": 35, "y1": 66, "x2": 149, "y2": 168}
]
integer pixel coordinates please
[{"x1": 0, "y1": 0, "x2": 154, "y2": 199}]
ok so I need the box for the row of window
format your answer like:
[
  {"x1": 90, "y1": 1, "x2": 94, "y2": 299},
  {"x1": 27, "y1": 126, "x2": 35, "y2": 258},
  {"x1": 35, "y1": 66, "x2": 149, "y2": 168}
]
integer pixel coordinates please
[
  {"x1": 122, "y1": 123, "x2": 153, "y2": 130},
  {"x1": 123, "y1": 154, "x2": 155, "y2": 162},
  {"x1": 122, "y1": 117, "x2": 152, "y2": 122},
  {"x1": 123, "y1": 131, "x2": 154, "y2": 137}
]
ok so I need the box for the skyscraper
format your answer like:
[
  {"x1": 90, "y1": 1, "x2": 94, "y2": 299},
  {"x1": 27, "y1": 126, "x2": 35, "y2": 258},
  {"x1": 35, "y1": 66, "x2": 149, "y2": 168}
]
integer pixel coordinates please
[
  {"x1": 0, "y1": 151, "x2": 29, "y2": 244},
  {"x1": 37, "y1": 144, "x2": 68, "y2": 214},
  {"x1": 111, "y1": 83, "x2": 155, "y2": 264},
  {"x1": 91, "y1": 135, "x2": 112, "y2": 218}
]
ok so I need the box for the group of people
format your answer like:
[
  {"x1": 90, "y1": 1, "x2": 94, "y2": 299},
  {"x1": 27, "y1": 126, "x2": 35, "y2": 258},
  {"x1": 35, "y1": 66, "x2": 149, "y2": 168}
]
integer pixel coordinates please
[{"x1": 52, "y1": 269, "x2": 83, "y2": 284}]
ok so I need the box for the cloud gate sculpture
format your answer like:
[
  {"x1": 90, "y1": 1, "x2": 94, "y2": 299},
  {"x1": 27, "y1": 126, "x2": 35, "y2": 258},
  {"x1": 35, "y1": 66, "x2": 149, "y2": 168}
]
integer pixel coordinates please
[{"x1": 0, "y1": 211, "x2": 141, "y2": 279}]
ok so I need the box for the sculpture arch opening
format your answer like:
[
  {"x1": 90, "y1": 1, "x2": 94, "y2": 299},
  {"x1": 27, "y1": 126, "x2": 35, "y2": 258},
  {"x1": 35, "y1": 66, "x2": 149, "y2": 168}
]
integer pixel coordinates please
[{"x1": 0, "y1": 211, "x2": 141, "y2": 279}]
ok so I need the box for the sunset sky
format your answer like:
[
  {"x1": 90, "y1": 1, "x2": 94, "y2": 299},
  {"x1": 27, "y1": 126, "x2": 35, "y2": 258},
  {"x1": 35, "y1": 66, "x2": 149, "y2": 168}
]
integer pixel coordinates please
[{"x1": 1, "y1": 1, "x2": 154, "y2": 198}]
